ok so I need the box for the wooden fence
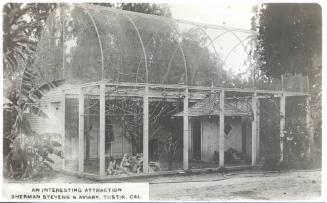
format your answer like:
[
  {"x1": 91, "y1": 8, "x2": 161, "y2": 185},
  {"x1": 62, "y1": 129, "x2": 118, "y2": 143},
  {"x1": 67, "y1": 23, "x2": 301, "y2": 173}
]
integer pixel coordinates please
[{"x1": 256, "y1": 73, "x2": 309, "y2": 92}]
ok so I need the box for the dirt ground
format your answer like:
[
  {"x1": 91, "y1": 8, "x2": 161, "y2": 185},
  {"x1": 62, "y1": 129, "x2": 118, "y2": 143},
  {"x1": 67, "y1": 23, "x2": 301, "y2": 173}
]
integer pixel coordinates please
[
  {"x1": 149, "y1": 170, "x2": 321, "y2": 201},
  {"x1": 4, "y1": 170, "x2": 321, "y2": 201}
]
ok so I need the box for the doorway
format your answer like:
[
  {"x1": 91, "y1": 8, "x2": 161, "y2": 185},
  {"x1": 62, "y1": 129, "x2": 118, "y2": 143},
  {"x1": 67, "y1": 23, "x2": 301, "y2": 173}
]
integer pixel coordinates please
[{"x1": 192, "y1": 118, "x2": 201, "y2": 160}]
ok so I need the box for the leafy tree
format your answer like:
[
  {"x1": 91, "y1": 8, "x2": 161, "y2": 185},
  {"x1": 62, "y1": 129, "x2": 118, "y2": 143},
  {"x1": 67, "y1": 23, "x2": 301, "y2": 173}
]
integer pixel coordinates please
[
  {"x1": 255, "y1": 4, "x2": 321, "y2": 80},
  {"x1": 254, "y1": 3, "x2": 322, "y2": 167},
  {"x1": 3, "y1": 3, "x2": 57, "y2": 78},
  {"x1": 100, "y1": 3, "x2": 171, "y2": 17},
  {"x1": 3, "y1": 66, "x2": 64, "y2": 179}
]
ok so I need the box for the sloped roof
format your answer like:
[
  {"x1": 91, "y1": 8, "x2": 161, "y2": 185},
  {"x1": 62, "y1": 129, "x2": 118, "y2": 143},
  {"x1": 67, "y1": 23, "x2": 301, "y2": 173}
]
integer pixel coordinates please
[{"x1": 174, "y1": 93, "x2": 252, "y2": 117}]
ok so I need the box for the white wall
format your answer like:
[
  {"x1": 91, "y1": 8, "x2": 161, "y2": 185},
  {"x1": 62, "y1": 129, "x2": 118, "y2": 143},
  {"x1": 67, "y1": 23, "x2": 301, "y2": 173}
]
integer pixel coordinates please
[
  {"x1": 195, "y1": 116, "x2": 248, "y2": 162},
  {"x1": 27, "y1": 87, "x2": 67, "y2": 170}
]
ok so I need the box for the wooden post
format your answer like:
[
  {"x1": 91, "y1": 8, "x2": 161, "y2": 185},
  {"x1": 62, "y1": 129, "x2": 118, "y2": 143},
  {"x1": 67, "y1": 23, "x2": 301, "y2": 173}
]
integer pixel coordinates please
[
  {"x1": 61, "y1": 91, "x2": 66, "y2": 170},
  {"x1": 99, "y1": 83, "x2": 106, "y2": 177},
  {"x1": 256, "y1": 99, "x2": 260, "y2": 158},
  {"x1": 143, "y1": 85, "x2": 149, "y2": 173},
  {"x1": 183, "y1": 88, "x2": 189, "y2": 170},
  {"x1": 252, "y1": 92, "x2": 257, "y2": 166},
  {"x1": 61, "y1": 5, "x2": 65, "y2": 79},
  {"x1": 219, "y1": 90, "x2": 225, "y2": 167},
  {"x1": 280, "y1": 94, "x2": 286, "y2": 162},
  {"x1": 78, "y1": 87, "x2": 84, "y2": 173},
  {"x1": 306, "y1": 96, "x2": 314, "y2": 159},
  {"x1": 188, "y1": 119, "x2": 192, "y2": 160}
]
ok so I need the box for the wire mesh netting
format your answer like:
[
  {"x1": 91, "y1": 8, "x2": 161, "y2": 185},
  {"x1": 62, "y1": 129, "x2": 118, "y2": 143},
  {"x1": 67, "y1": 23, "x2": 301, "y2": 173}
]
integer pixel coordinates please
[
  {"x1": 32, "y1": 3, "x2": 262, "y2": 88},
  {"x1": 36, "y1": 3, "x2": 312, "y2": 176},
  {"x1": 83, "y1": 92, "x2": 100, "y2": 175},
  {"x1": 64, "y1": 96, "x2": 79, "y2": 171}
]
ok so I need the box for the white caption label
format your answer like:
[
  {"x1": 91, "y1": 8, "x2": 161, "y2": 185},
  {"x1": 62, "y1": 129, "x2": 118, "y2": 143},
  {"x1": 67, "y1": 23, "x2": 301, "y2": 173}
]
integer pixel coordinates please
[{"x1": 3, "y1": 183, "x2": 149, "y2": 202}]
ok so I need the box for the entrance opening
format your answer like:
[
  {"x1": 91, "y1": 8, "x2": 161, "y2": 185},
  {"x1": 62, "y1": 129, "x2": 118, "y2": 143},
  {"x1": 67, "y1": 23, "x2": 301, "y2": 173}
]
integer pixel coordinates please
[
  {"x1": 241, "y1": 120, "x2": 247, "y2": 155},
  {"x1": 192, "y1": 118, "x2": 201, "y2": 160}
]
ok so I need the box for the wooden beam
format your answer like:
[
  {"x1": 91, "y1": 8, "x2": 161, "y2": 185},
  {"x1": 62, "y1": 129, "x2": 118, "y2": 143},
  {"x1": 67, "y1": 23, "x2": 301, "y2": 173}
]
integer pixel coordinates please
[
  {"x1": 280, "y1": 94, "x2": 286, "y2": 162},
  {"x1": 61, "y1": 91, "x2": 66, "y2": 170},
  {"x1": 188, "y1": 119, "x2": 192, "y2": 160},
  {"x1": 74, "y1": 81, "x2": 310, "y2": 96},
  {"x1": 183, "y1": 88, "x2": 189, "y2": 170},
  {"x1": 99, "y1": 83, "x2": 106, "y2": 177},
  {"x1": 78, "y1": 87, "x2": 84, "y2": 173},
  {"x1": 143, "y1": 85, "x2": 149, "y2": 173},
  {"x1": 219, "y1": 90, "x2": 225, "y2": 167},
  {"x1": 252, "y1": 92, "x2": 257, "y2": 166},
  {"x1": 64, "y1": 82, "x2": 310, "y2": 100}
]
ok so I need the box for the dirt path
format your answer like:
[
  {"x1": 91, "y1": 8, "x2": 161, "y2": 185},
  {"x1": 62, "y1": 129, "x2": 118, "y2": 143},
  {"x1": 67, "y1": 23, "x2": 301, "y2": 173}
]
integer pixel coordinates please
[{"x1": 149, "y1": 170, "x2": 321, "y2": 201}]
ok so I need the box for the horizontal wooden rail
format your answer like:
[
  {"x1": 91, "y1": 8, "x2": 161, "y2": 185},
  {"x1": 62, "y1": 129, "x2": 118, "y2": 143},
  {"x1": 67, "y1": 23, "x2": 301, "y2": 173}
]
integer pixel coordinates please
[{"x1": 62, "y1": 81, "x2": 310, "y2": 98}]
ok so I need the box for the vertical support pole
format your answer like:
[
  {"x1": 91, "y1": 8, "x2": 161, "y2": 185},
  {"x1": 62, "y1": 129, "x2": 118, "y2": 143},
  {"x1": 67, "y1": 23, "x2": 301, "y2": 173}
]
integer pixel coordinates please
[
  {"x1": 99, "y1": 83, "x2": 106, "y2": 177},
  {"x1": 61, "y1": 91, "x2": 66, "y2": 170},
  {"x1": 219, "y1": 90, "x2": 225, "y2": 167},
  {"x1": 280, "y1": 94, "x2": 286, "y2": 162},
  {"x1": 183, "y1": 88, "x2": 189, "y2": 170},
  {"x1": 188, "y1": 119, "x2": 192, "y2": 160},
  {"x1": 252, "y1": 92, "x2": 257, "y2": 166},
  {"x1": 61, "y1": 5, "x2": 65, "y2": 79},
  {"x1": 143, "y1": 85, "x2": 149, "y2": 173},
  {"x1": 256, "y1": 99, "x2": 260, "y2": 158},
  {"x1": 78, "y1": 87, "x2": 84, "y2": 173},
  {"x1": 306, "y1": 96, "x2": 314, "y2": 159}
]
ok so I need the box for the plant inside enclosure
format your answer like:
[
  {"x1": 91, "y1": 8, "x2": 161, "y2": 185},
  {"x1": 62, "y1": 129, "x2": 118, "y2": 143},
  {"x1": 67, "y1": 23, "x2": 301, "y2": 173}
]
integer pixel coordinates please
[
  {"x1": 105, "y1": 98, "x2": 182, "y2": 170},
  {"x1": 260, "y1": 96, "x2": 312, "y2": 170}
]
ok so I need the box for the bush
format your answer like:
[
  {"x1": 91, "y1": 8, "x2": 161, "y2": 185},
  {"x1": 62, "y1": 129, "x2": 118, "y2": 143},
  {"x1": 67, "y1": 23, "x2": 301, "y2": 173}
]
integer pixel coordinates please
[{"x1": 4, "y1": 133, "x2": 62, "y2": 180}]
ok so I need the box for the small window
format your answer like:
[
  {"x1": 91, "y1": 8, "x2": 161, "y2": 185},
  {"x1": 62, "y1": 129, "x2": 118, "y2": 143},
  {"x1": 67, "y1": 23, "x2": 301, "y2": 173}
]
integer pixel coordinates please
[{"x1": 224, "y1": 123, "x2": 233, "y2": 138}]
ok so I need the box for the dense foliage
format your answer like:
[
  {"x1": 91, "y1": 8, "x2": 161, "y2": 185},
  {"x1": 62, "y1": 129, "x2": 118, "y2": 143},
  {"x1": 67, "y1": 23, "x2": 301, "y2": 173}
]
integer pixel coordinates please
[{"x1": 254, "y1": 3, "x2": 322, "y2": 169}]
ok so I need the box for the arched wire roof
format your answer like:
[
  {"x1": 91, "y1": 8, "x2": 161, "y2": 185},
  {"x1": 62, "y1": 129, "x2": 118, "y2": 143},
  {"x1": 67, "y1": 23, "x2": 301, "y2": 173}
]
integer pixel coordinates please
[{"x1": 32, "y1": 3, "x2": 258, "y2": 88}]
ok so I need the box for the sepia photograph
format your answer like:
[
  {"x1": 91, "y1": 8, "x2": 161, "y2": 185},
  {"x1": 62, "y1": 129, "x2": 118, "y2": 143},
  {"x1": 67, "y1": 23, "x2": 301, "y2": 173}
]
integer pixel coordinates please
[{"x1": 1, "y1": 1, "x2": 324, "y2": 201}]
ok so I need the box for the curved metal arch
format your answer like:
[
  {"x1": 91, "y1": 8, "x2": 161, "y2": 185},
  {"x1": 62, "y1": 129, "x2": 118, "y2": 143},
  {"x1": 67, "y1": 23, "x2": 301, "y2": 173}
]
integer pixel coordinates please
[
  {"x1": 185, "y1": 23, "x2": 222, "y2": 84},
  {"x1": 81, "y1": 8, "x2": 105, "y2": 81},
  {"x1": 96, "y1": 9, "x2": 124, "y2": 83},
  {"x1": 195, "y1": 26, "x2": 252, "y2": 54},
  {"x1": 166, "y1": 29, "x2": 188, "y2": 85},
  {"x1": 135, "y1": 34, "x2": 155, "y2": 83},
  {"x1": 190, "y1": 30, "x2": 231, "y2": 85},
  {"x1": 91, "y1": 8, "x2": 142, "y2": 84},
  {"x1": 192, "y1": 36, "x2": 254, "y2": 87},
  {"x1": 120, "y1": 13, "x2": 149, "y2": 83},
  {"x1": 164, "y1": 28, "x2": 252, "y2": 84},
  {"x1": 164, "y1": 29, "x2": 233, "y2": 85},
  {"x1": 156, "y1": 23, "x2": 188, "y2": 85},
  {"x1": 225, "y1": 29, "x2": 248, "y2": 51},
  {"x1": 211, "y1": 30, "x2": 234, "y2": 44},
  {"x1": 191, "y1": 32, "x2": 255, "y2": 84},
  {"x1": 164, "y1": 27, "x2": 200, "y2": 84},
  {"x1": 78, "y1": 4, "x2": 148, "y2": 83},
  {"x1": 222, "y1": 36, "x2": 254, "y2": 65},
  {"x1": 73, "y1": 4, "x2": 256, "y2": 85}
]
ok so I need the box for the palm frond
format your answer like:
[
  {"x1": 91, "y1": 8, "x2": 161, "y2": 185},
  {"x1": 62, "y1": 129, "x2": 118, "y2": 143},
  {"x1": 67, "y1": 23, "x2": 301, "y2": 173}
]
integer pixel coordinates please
[{"x1": 30, "y1": 105, "x2": 48, "y2": 118}]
